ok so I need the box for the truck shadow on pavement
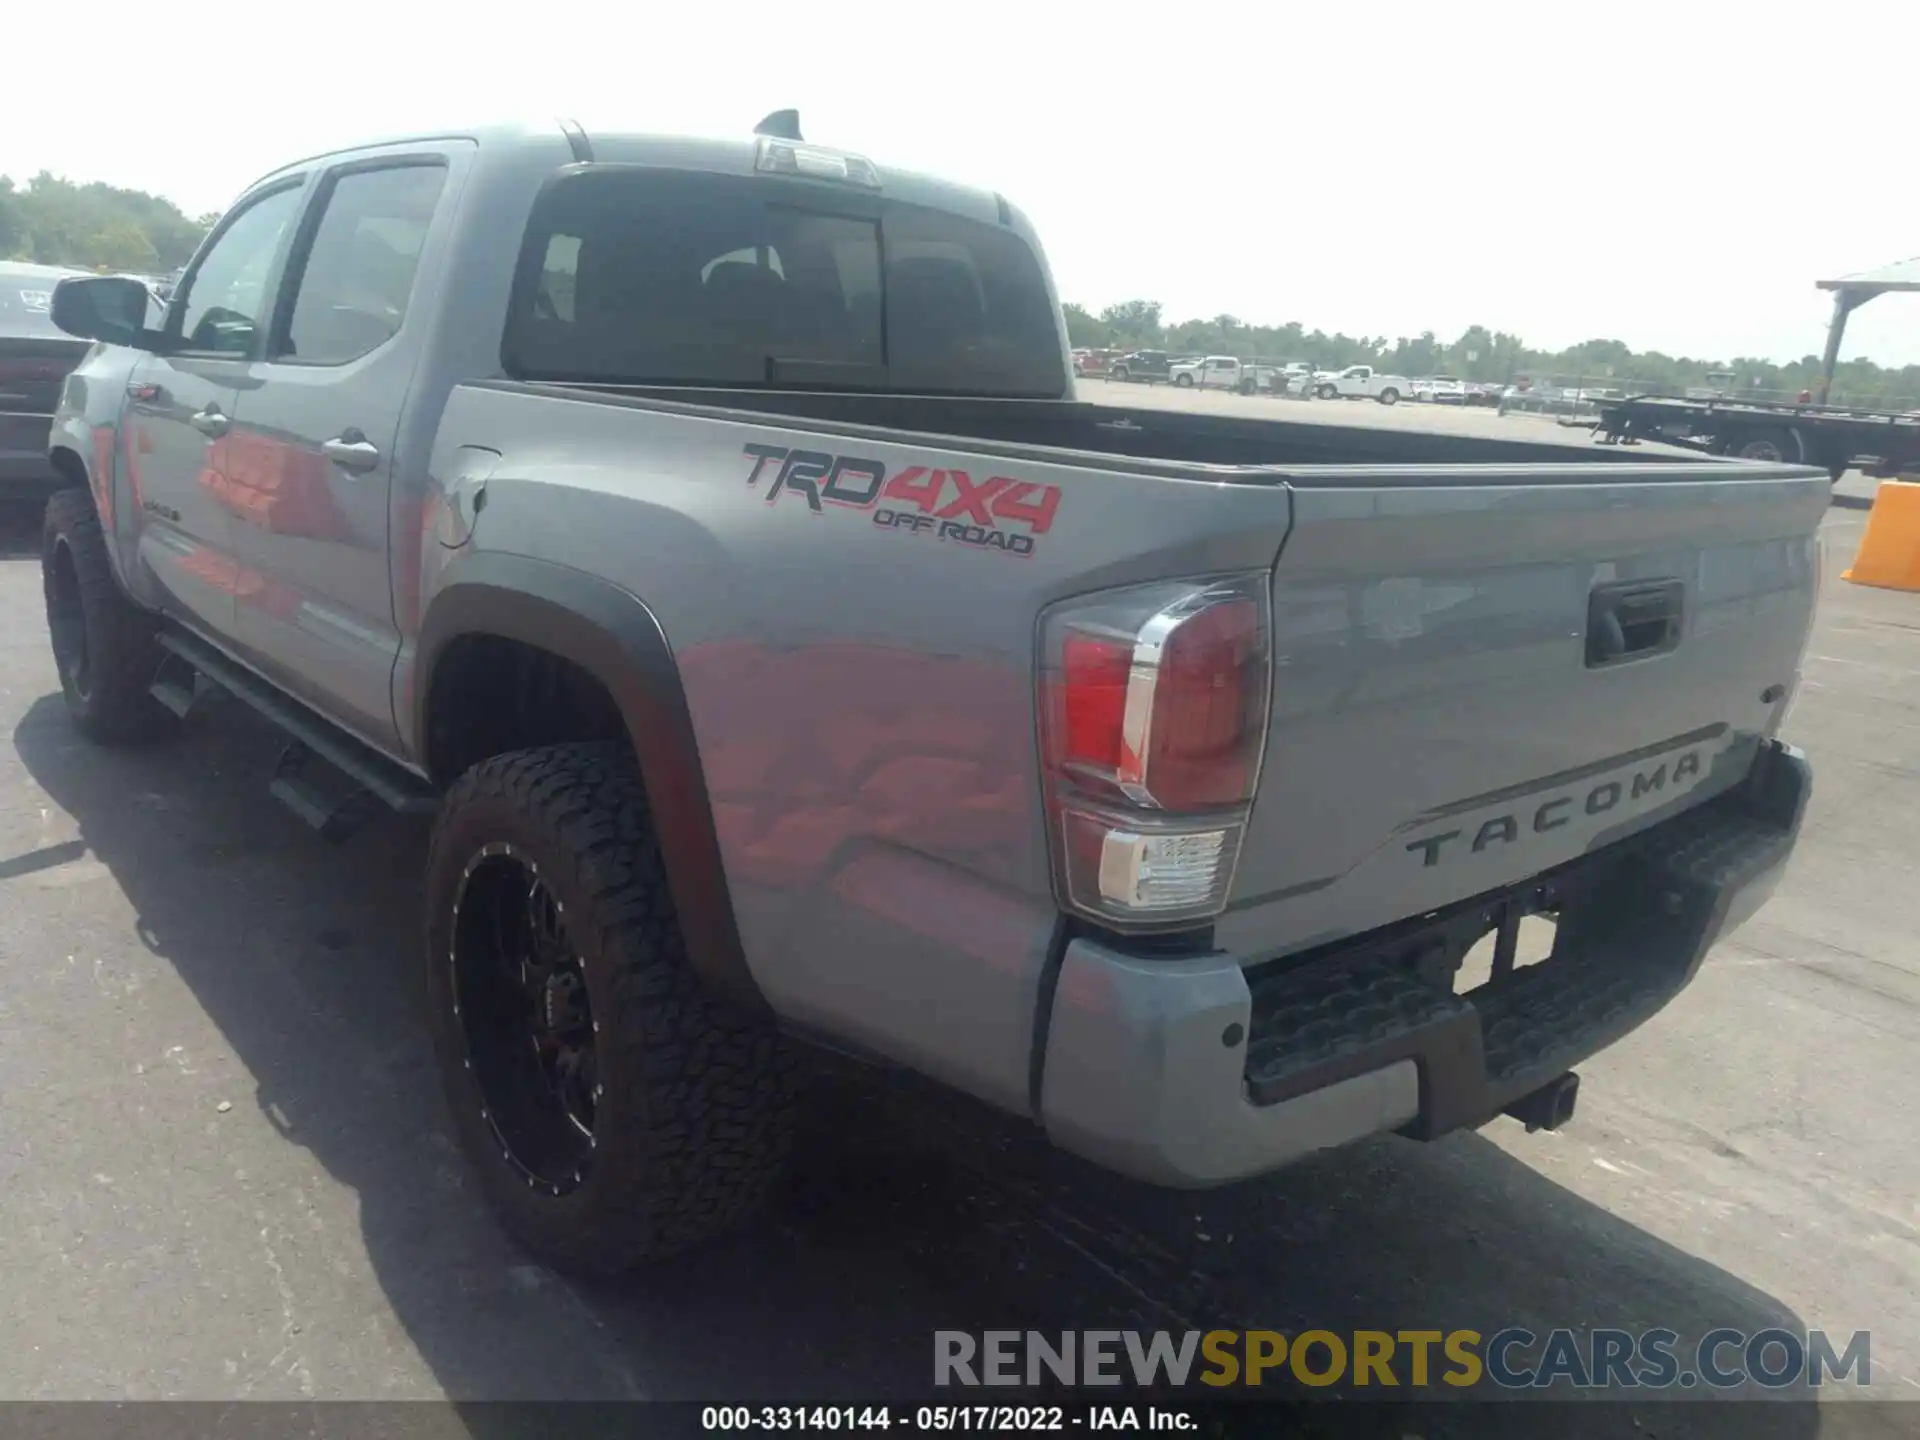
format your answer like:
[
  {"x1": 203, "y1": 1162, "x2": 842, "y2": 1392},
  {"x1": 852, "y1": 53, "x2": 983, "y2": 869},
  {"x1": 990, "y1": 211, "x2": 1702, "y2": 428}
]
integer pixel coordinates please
[{"x1": 10, "y1": 691, "x2": 1837, "y2": 1439}]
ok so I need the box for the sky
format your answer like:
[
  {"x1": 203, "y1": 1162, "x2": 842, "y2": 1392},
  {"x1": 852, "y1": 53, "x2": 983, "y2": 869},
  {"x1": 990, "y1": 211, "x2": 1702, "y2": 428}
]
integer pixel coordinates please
[{"x1": 6, "y1": 0, "x2": 1917, "y2": 366}]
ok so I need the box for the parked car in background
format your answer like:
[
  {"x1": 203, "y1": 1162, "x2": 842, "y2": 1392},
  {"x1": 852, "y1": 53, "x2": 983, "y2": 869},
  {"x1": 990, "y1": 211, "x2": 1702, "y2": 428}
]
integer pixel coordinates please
[
  {"x1": 1277, "y1": 361, "x2": 1316, "y2": 397},
  {"x1": 1109, "y1": 349, "x2": 1173, "y2": 384},
  {"x1": 1313, "y1": 364, "x2": 1408, "y2": 405},
  {"x1": 1169, "y1": 354, "x2": 1244, "y2": 390},
  {"x1": 1075, "y1": 348, "x2": 1120, "y2": 378},
  {"x1": 1, "y1": 261, "x2": 96, "y2": 501},
  {"x1": 1239, "y1": 362, "x2": 1310, "y2": 396},
  {"x1": 1464, "y1": 383, "x2": 1502, "y2": 408},
  {"x1": 1430, "y1": 376, "x2": 1468, "y2": 405}
]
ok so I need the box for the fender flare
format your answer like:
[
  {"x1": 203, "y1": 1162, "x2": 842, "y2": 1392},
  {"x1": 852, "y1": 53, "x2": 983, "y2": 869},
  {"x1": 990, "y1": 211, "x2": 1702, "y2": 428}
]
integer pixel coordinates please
[{"x1": 415, "y1": 551, "x2": 764, "y2": 1013}]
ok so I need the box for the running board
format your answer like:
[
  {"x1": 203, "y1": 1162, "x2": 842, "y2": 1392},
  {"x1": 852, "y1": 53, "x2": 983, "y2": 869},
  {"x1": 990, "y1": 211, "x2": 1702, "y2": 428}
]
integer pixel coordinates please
[
  {"x1": 269, "y1": 741, "x2": 383, "y2": 842},
  {"x1": 149, "y1": 648, "x2": 219, "y2": 719},
  {"x1": 154, "y1": 630, "x2": 438, "y2": 838}
]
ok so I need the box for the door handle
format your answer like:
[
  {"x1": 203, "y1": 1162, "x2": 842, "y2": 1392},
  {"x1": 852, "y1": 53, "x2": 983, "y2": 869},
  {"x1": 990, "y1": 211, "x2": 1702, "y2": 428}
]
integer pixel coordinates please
[
  {"x1": 189, "y1": 406, "x2": 229, "y2": 437},
  {"x1": 322, "y1": 434, "x2": 381, "y2": 474},
  {"x1": 128, "y1": 382, "x2": 162, "y2": 403},
  {"x1": 1587, "y1": 580, "x2": 1684, "y2": 667}
]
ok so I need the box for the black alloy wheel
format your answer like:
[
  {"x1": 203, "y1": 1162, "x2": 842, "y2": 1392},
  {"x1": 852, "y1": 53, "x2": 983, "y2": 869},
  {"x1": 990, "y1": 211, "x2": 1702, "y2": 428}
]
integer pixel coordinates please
[{"x1": 451, "y1": 842, "x2": 601, "y2": 1196}]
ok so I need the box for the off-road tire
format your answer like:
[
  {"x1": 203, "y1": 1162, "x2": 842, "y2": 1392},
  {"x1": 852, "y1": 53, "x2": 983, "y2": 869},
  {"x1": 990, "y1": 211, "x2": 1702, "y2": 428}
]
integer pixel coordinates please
[
  {"x1": 41, "y1": 488, "x2": 176, "y2": 745},
  {"x1": 425, "y1": 741, "x2": 796, "y2": 1275}
]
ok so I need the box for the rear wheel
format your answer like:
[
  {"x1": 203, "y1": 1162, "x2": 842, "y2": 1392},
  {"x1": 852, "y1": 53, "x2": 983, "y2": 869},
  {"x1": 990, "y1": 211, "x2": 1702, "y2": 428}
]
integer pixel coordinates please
[
  {"x1": 1111, "y1": 366, "x2": 1130, "y2": 382},
  {"x1": 1317, "y1": 383, "x2": 1338, "y2": 400},
  {"x1": 1378, "y1": 388, "x2": 1401, "y2": 406},
  {"x1": 426, "y1": 742, "x2": 797, "y2": 1275},
  {"x1": 41, "y1": 489, "x2": 176, "y2": 745}
]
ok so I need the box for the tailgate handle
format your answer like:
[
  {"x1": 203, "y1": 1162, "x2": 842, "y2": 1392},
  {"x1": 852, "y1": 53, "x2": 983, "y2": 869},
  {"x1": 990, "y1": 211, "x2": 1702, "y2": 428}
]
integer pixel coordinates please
[{"x1": 1587, "y1": 580, "x2": 1683, "y2": 667}]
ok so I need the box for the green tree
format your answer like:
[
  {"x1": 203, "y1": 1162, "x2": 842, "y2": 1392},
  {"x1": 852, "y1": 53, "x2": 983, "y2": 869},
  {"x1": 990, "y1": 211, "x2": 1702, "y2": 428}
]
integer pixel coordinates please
[
  {"x1": 1099, "y1": 299, "x2": 1163, "y2": 347},
  {"x1": 0, "y1": 177, "x2": 18, "y2": 257},
  {"x1": 1061, "y1": 302, "x2": 1111, "y2": 348},
  {"x1": 89, "y1": 222, "x2": 160, "y2": 273},
  {"x1": 2, "y1": 171, "x2": 212, "y2": 272}
]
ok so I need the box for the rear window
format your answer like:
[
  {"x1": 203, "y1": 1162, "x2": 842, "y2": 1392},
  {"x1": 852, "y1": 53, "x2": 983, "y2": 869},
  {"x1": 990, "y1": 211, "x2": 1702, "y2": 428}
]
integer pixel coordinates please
[{"x1": 503, "y1": 167, "x2": 1064, "y2": 397}]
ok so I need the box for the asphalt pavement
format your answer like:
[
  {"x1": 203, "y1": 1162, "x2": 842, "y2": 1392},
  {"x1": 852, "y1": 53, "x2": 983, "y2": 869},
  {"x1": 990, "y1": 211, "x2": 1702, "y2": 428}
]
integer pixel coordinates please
[{"x1": 0, "y1": 488, "x2": 1915, "y2": 1435}]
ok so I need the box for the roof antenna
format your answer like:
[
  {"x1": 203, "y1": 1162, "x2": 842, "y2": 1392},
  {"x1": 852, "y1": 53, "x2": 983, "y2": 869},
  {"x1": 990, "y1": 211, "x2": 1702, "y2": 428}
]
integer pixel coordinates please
[{"x1": 754, "y1": 109, "x2": 802, "y2": 141}]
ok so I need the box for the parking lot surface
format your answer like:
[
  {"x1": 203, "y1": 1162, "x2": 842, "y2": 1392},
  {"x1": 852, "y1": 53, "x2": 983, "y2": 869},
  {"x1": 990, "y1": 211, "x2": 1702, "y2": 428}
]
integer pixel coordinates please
[{"x1": 0, "y1": 439, "x2": 1915, "y2": 1431}]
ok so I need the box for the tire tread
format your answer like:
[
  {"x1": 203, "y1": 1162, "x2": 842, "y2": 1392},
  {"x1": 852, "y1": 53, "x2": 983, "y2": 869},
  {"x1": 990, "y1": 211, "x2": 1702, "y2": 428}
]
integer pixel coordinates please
[
  {"x1": 426, "y1": 741, "x2": 795, "y2": 1274},
  {"x1": 41, "y1": 488, "x2": 173, "y2": 744}
]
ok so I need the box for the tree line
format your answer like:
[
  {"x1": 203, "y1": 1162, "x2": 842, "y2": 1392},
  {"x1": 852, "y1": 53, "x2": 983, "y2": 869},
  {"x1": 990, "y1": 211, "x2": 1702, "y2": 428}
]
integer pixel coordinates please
[
  {"x1": 1066, "y1": 299, "x2": 1920, "y2": 409},
  {"x1": 0, "y1": 173, "x2": 216, "y2": 276}
]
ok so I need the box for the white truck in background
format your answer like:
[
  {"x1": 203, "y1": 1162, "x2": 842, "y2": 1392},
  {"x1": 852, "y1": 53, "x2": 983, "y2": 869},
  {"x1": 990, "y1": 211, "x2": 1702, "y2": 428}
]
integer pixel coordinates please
[
  {"x1": 1313, "y1": 364, "x2": 1408, "y2": 405},
  {"x1": 1168, "y1": 355, "x2": 1243, "y2": 390}
]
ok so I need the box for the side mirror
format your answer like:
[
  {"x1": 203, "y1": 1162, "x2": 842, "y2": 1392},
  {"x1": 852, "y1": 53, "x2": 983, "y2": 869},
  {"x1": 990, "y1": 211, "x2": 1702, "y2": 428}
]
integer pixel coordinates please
[{"x1": 50, "y1": 276, "x2": 157, "y2": 348}]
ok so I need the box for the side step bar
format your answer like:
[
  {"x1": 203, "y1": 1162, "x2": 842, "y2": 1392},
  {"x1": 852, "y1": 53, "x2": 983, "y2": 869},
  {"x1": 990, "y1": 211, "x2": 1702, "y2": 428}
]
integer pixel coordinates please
[
  {"x1": 148, "y1": 649, "x2": 210, "y2": 720},
  {"x1": 153, "y1": 630, "x2": 438, "y2": 839}
]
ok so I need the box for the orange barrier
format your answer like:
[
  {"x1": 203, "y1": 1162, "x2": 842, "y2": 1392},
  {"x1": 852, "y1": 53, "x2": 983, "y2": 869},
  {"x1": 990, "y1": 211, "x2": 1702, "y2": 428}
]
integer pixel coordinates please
[{"x1": 1841, "y1": 479, "x2": 1920, "y2": 592}]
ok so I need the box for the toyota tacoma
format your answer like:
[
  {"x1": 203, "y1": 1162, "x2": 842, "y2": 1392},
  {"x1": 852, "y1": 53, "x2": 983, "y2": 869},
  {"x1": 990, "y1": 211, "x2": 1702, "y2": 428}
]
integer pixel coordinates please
[{"x1": 38, "y1": 114, "x2": 1821, "y2": 1275}]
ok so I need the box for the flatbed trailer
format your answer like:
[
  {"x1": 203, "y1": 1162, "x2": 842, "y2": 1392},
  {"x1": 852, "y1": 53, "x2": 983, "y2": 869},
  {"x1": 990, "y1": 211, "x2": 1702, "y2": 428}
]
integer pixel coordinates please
[{"x1": 1571, "y1": 395, "x2": 1920, "y2": 481}]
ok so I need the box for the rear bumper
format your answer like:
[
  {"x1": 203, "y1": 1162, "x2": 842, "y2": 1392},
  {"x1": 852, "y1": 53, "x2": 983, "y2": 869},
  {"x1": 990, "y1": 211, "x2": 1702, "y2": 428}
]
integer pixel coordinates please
[{"x1": 1038, "y1": 739, "x2": 1810, "y2": 1187}]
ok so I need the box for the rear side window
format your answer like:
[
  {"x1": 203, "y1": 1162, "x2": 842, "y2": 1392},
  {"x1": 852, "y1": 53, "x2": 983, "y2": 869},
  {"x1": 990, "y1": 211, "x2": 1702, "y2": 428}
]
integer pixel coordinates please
[
  {"x1": 278, "y1": 163, "x2": 446, "y2": 365},
  {"x1": 505, "y1": 167, "x2": 1064, "y2": 397}
]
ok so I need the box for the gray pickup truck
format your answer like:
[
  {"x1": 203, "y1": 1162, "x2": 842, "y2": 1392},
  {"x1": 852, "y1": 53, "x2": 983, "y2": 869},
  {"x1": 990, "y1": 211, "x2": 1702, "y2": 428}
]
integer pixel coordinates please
[{"x1": 39, "y1": 115, "x2": 1821, "y2": 1276}]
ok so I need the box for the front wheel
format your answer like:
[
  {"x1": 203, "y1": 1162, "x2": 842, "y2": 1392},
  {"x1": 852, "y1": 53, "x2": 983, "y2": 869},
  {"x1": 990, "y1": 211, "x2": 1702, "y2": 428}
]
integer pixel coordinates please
[
  {"x1": 425, "y1": 742, "x2": 797, "y2": 1275},
  {"x1": 1378, "y1": 388, "x2": 1401, "y2": 406},
  {"x1": 1111, "y1": 367, "x2": 1130, "y2": 382},
  {"x1": 41, "y1": 489, "x2": 176, "y2": 745},
  {"x1": 1174, "y1": 374, "x2": 1194, "y2": 388}
]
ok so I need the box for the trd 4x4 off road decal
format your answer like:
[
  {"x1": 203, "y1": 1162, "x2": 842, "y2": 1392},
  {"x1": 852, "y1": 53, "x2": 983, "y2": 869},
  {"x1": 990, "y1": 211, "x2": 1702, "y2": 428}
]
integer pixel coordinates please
[{"x1": 742, "y1": 444, "x2": 1060, "y2": 557}]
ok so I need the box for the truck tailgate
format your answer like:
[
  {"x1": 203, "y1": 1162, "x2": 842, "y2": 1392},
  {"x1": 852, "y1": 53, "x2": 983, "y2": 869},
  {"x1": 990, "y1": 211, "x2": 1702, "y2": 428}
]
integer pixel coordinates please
[{"x1": 1217, "y1": 466, "x2": 1826, "y2": 959}]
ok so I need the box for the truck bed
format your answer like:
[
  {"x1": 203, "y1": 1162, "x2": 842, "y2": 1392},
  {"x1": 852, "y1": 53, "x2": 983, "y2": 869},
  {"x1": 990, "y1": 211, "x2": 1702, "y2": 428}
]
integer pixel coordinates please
[
  {"x1": 438, "y1": 378, "x2": 1825, "y2": 1119},
  {"x1": 500, "y1": 380, "x2": 1694, "y2": 476}
]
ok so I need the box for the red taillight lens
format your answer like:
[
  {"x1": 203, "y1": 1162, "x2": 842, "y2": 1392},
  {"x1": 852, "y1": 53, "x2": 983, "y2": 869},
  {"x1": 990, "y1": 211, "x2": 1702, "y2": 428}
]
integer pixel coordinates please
[
  {"x1": 1058, "y1": 632, "x2": 1131, "y2": 774},
  {"x1": 1037, "y1": 574, "x2": 1273, "y2": 928},
  {"x1": 1042, "y1": 580, "x2": 1269, "y2": 813},
  {"x1": 1145, "y1": 596, "x2": 1260, "y2": 810}
]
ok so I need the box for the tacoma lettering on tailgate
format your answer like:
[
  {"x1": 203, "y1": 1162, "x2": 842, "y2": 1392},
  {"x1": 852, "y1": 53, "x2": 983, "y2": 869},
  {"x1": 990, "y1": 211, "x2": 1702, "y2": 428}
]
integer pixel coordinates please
[
  {"x1": 1404, "y1": 748, "x2": 1708, "y2": 868},
  {"x1": 742, "y1": 443, "x2": 1060, "y2": 557}
]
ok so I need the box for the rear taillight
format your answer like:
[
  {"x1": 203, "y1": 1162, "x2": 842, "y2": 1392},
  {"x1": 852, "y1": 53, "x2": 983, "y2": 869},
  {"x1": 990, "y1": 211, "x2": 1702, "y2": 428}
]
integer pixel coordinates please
[{"x1": 1038, "y1": 573, "x2": 1272, "y2": 928}]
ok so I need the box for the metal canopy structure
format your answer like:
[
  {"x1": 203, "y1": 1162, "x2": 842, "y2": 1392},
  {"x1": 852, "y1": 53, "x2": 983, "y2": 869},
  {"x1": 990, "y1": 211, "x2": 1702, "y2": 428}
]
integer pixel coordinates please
[{"x1": 1814, "y1": 256, "x2": 1920, "y2": 403}]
